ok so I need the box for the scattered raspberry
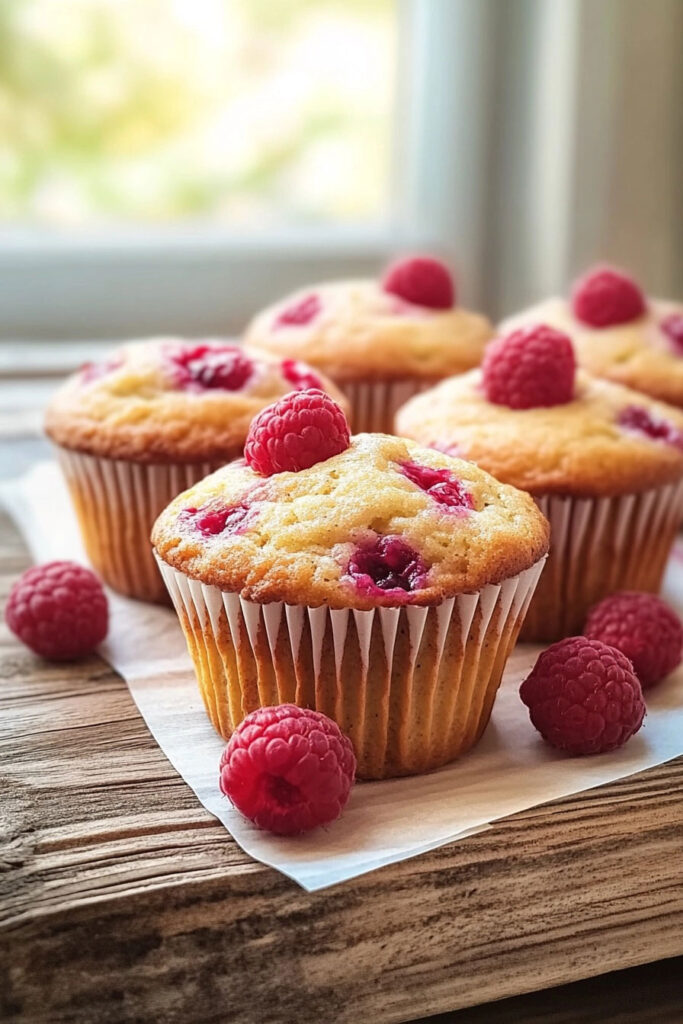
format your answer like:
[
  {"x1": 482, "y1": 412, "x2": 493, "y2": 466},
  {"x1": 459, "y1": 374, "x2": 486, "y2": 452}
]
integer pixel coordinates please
[
  {"x1": 381, "y1": 256, "x2": 455, "y2": 310},
  {"x1": 274, "y1": 294, "x2": 321, "y2": 328},
  {"x1": 347, "y1": 535, "x2": 427, "y2": 598},
  {"x1": 180, "y1": 500, "x2": 256, "y2": 537},
  {"x1": 661, "y1": 313, "x2": 683, "y2": 353},
  {"x1": 618, "y1": 405, "x2": 683, "y2": 449},
  {"x1": 584, "y1": 592, "x2": 682, "y2": 689},
  {"x1": 571, "y1": 266, "x2": 646, "y2": 327},
  {"x1": 399, "y1": 460, "x2": 473, "y2": 512},
  {"x1": 171, "y1": 343, "x2": 253, "y2": 391},
  {"x1": 281, "y1": 358, "x2": 323, "y2": 391},
  {"x1": 482, "y1": 324, "x2": 576, "y2": 409},
  {"x1": 245, "y1": 388, "x2": 350, "y2": 475},
  {"x1": 520, "y1": 637, "x2": 645, "y2": 755},
  {"x1": 219, "y1": 704, "x2": 356, "y2": 835},
  {"x1": 5, "y1": 561, "x2": 108, "y2": 660}
]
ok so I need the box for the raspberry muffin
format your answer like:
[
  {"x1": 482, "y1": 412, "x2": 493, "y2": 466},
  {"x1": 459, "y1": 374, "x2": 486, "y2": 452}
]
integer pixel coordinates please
[
  {"x1": 243, "y1": 255, "x2": 493, "y2": 433},
  {"x1": 45, "y1": 340, "x2": 346, "y2": 603},
  {"x1": 396, "y1": 325, "x2": 683, "y2": 641},
  {"x1": 502, "y1": 264, "x2": 683, "y2": 408},
  {"x1": 152, "y1": 389, "x2": 548, "y2": 779}
]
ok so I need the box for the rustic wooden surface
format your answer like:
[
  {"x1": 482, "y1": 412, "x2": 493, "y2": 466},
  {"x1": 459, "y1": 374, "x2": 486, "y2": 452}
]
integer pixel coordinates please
[{"x1": 1, "y1": 351, "x2": 683, "y2": 1023}]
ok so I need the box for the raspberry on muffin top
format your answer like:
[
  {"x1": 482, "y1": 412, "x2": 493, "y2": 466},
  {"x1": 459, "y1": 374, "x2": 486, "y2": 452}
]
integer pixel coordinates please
[
  {"x1": 44, "y1": 339, "x2": 348, "y2": 463},
  {"x1": 243, "y1": 256, "x2": 493, "y2": 381},
  {"x1": 501, "y1": 265, "x2": 683, "y2": 407},
  {"x1": 396, "y1": 326, "x2": 683, "y2": 498},
  {"x1": 151, "y1": 431, "x2": 549, "y2": 610}
]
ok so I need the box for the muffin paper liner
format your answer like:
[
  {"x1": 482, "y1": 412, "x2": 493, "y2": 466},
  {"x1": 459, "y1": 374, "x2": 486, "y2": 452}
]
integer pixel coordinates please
[
  {"x1": 156, "y1": 554, "x2": 546, "y2": 779},
  {"x1": 57, "y1": 449, "x2": 227, "y2": 603},
  {"x1": 338, "y1": 377, "x2": 436, "y2": 434},
  {"x1": 522, "y1": 480, "x2": 683, "y2": 641}
]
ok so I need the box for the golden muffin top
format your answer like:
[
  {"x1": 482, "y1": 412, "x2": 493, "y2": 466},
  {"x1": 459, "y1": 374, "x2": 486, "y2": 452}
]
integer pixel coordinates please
[
  {"x1": 395, "y1": 369, "x2": 683, "y2": 497},
  {"x1": 44, "y1": 338, "x2": 348, "y2": 463},
  {"x1": 243, "y1": 275, "x2": 492, "y2": 381},
  {"x1": 151, "y1": 432, "x2": 548, "y2": 609}
]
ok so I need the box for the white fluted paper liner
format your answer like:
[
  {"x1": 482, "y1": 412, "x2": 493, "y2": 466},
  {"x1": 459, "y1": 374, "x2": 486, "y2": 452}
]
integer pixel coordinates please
[
  {"x1": 57, "y1": 448, "x2": 225, "y2": 602},
  {"x1": 4, "y1": 461, "x2": 683, "y2": 891},
  {"x1": 155, "y1": 554, "x2": 545, "y2": 777},
  {"x1": 523, "y1": 480, "x2": 683, "y2": 640},
  {"x1": 338, "y1": 377, "x2": 435, "y2": 433}
]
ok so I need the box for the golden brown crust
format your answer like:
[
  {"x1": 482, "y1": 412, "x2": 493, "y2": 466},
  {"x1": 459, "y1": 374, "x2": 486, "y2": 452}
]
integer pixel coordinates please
[
  {"x1": 243, "y1": 280, "x2": 492, "y2": 381},
  {"x1": 395, "y1": 370, "x2": 683, "y2": 497},
  {"x1": 501, "y1": 297, "x2": 683, "y2": 408},
  {"x1": 44, "y1": 339, "x2": 349, "y2": 464},
  {"x1": 152, "y1": 433, "x2": 549, "y2": 608}
]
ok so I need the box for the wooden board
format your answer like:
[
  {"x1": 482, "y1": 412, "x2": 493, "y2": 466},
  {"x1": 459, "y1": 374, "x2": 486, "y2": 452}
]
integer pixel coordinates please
[{"x1": 1, "y1": 508, "x2": 683, "y2": 1024}]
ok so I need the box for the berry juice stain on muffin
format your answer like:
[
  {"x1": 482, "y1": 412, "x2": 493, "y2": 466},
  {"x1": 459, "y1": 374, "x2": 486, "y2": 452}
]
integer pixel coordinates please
[
  {"x1": 617, "y1": 405, "x2": 683, "y2": 450},
  {"x1": 345, "y1": 535, "x2": 428, "y2": 601},
  {"x1": 180, "y1": 499, "x2": 258, "y2": 537},
  {"x1": 79, "y1": 356, "x2": 123, "y2": 385},
  {"x1": 274, "y1": 294, "x2": 322, "y2": 329},
  {"x1": 399, "y1": 460, "x2": 473, "y2": 512}
]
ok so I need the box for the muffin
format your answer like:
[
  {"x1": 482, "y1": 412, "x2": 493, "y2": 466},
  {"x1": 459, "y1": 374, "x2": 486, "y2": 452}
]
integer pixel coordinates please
[
  {"x1": 45, "y1": 339, "x2": 347, "y2": 603},
  {"x1": 152, "y1": 391, "x2": 548, "y2": 779},
  {"x1": 396, "y1": 324, "x2": 683, "y2": 642},
  {"x1": 502, "y1": 264, "x2": 683, "y2": 408},
  {"x1": 243, "y1": 255, "x2": 492, "y2": 433}
]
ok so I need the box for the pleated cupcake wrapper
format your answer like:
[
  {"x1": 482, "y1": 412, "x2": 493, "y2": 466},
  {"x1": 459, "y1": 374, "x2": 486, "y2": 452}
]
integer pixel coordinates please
[
  {"x1": 57, "y1": 449, "x2": 226, "y2": 603},
  {"x1": 156, "y1": 553, "x2": 546, "y2": 779},
  {"x1": 522, "y1": 480, "x2": 683, "y2": 642},
  {"x1": 338, "y1": 378, "x2": 436, "y2": 433}
]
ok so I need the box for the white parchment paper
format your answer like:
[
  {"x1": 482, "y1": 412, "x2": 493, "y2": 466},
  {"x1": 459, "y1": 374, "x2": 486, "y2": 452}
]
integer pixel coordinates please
[{"x1": 3, "y1": 461, "x2": 683, "y2": 892}]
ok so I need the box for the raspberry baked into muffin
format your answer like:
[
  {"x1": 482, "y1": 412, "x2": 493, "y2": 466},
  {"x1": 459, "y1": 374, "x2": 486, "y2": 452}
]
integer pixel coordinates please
[
  {"x1": 45, "y1": 340, "x2": 346, "y2": 603},
  {"x1": 501, "y1": 264, "x2": 683, "y2": 408},
  {"x1": 152, "y1": 390, "x2": 548, "y2": 779},
  {"x1": 396, "y1": 325, "x2": 683, "y2": 641},
  {"x1": 243, "y1": 255, "x2": 492, "y2": 433}
]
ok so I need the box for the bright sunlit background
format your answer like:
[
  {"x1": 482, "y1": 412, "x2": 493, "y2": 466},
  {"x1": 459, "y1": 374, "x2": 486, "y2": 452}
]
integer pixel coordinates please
[
  {"x1": 0, "y1": 0, "x2": 681, "y2": 339},
  {"x1": 1, "y1": 0, "x2": 396, "y2": 228}
]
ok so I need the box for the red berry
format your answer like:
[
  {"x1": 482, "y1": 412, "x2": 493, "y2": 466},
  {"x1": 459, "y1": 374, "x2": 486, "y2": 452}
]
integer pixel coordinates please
[
  {"x1": 275, "y1": 294, "x2": 321, "y2": 328},
  {"x1": 520, "y1": 637, "x2": 645, "y2": 755},
  {"x1": 245, "y1": 388, "x2": 350, "y2": 475},
  {"x1": 482, "y1": 324, "x2": 576, "y2": 409},
  {"x1": 382, "y1": 256, "x2": 455, "y2": 310},
  {"x1": 171, "y1": 343, "x2": 253, "y2": 391},
  {"x1": 5, "y1": 561, "x2": 108, "y2": 660},
  {"x1": 180, "y1": 500, "x2": 255, "y2": 537},
  {"x1": 571, "y1": 266, "x2": 646, "y2": 327},
  {"x1": 219, "y1": 704, "x2": 356, "y2": 835},
  {"x1": 661, "y1": 313, "x2": 683, "y2": 353},
  {"x1": 584, "y1": 592, "x2": 682, "y2": 689},
  {"x1": 281, "y1": 358, "x2": 323, "y2": 391},
  {"x1": 399, "y1": 460, "x2": 473, "y2": 512},
  {"x1": 346, "y1": 535, "x2": 427, "y2": 598},
  {"x1": 618, "y1": 405, "x2": 683, "y2": 450}
]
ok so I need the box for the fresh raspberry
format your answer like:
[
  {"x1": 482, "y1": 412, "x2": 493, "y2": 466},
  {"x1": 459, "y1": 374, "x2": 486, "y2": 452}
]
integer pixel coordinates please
[
  {"x1": 584, "y1": 592, "x2": 682, "y2": 689},
  {"x1": 274, "y1": 293, "x2": 321, "y2": 328},
  {"x1": 346, "y1": 535, "x2": 427, "y2": 599},
  {"x1": 571, "y1": 266, "x2": 646, "y2": 327},
  {"x1": 482, "y1": 325, "x2": 576, "y2": 409},
  {"x1": 281, "y1": 358, "x2": 323, "y2": 391},
  {"x1": 661, "y1": 313, "x2": 683, "y2": 353},
  {"x1": 180, "y1": 500, "x2": 256, "y2": 537},
  {"x1": 520, "y1": 637, "x2": 645, "y2": 755},
  {"x1": 171, "y1": 343, "x2": 253, "y2": 391},
  {"x1": 618, "y1": 405, "x2": 683, "y2": 450},
  {"x1": 219, "y1": 704, "x2": 356, "y2": 835},
  {"x1": 5, "y1": 561, "x2": 108, "y2": 660},
  {"x1": 399, "y1": 460, "x2": 473, "y2": 512},
  {"x1": 244, "y1": 388, "x2": 350, "y2": 475},
  {"x1": 381, "y1": 256, "x2": 455, "y2": 310}
]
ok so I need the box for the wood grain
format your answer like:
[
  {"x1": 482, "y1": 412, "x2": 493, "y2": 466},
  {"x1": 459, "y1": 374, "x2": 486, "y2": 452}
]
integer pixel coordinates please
[{"x1": 1, "y1": 506, "x2": 683, "y2": 1024}]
